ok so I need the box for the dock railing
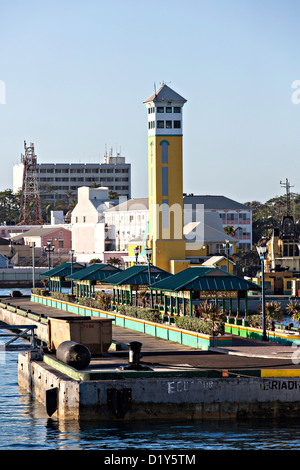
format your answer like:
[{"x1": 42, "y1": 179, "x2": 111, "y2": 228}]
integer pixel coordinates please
[{"x1": 0, "y1": 325, "x2": 37, "y2": 350}]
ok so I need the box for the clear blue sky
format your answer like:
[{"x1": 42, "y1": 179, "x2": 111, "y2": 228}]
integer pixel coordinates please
[{"x1": 1, "y1": 0, "x2": 300, "y2": 204}]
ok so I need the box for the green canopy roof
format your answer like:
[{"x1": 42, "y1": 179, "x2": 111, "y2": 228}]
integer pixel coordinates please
[
  {"x1": 102, "y1": 264, "x2": 172, "y2": 286},
  {"x1": 66, "y1": 263, "x2": 121, "y2": 281},
  {"x1": 149, "y1": 266, "x2": 261, "y2": 292},
  {"x1": 42, "y1": 262, "x2": 85, "y2": 278}
]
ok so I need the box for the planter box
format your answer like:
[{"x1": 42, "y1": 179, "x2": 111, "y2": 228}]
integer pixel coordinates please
[{"x1": 225, "y1": 322, "x2": 300, "y2": 346}]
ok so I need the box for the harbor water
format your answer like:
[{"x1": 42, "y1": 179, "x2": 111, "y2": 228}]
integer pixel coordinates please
[
  {"x1": 1, "y1": 288, "x2": 300, "y2": 451},
  {"x1": 2, "y1": 345, "x2": 300, "y2": 450}
]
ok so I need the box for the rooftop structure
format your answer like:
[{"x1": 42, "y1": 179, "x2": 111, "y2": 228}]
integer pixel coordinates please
[{"x1": 13, "y1": 149, "x2": 131, "y2": 203}]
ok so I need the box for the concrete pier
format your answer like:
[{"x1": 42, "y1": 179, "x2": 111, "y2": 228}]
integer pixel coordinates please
[
  {"x1": 17, "y1": 348, "x2": 300, "y2": 421},
  {"x1": 3, "y1": 296, "x2": 300, "y2": 421}
]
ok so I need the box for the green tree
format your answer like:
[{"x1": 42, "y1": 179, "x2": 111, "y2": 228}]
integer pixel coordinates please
[
  {"x1": 224, "y1": 225, "x2": 236, "y2": 237},
  {"x1": 89, "y1": 258, "x2": 103, "y2": 264},
  {"x1": 258, "y1": 301, "x2": 283, "y2": 330},
  {"x1": 108, "y1": 256, "x2": 122, "y2": 266},
  {"x1": 286, "y1": 300, "x2": 300, "y2": 323},
  {"x1": 0, "y1": 189, "x2": 21, "y2": 224},
  {"x1": 233, "y1": 247, "x2": 260, "y2": 277},
  {"x1": 198, "y1": 300, "x2": 225, "y2": 336},
  {"x1": 244, "y1": 192, "x2": 300, "y2": 244}
]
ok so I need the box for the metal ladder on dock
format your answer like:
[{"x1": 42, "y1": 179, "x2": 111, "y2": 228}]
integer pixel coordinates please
[{"x1": 0, "y1": 325, "x2": 37, "y2": 351}]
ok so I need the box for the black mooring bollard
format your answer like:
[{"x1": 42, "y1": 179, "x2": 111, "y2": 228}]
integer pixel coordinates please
[
  {"x1": 128, "y1": 341, "x2": 142, "y2": 368},
  {"x1": 117, "y1": 341, "x2": 153, "y2": 371}
]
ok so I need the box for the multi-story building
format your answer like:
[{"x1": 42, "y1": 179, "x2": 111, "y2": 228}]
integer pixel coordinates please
[
  {"x1": 104, "y1": 196, "x2": 238, "y2": 267},
  {"x1": 104, "y1": 198, "x2": 149, "y2": 252},
  {"x1": 13, "y1": 150, "x2": 131, "y2": 203},
  {"x1": 183, "y1": 194, "x2": 252, "y2": 251}
]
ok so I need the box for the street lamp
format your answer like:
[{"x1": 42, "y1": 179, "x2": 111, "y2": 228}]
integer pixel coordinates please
[
  {"x1": 69, "y1": 249, "x2": 75, "y2": 295},
  {"x1": 144, "y1": 247, "x2": 153, "y2": 308},
  {"x1": 222, "y1": 239, "x2": 232, "y2": 272},
  {"x1": 44, "y1": 241, "x2": 55, "y2": 270},
  {"x1": 31, "y1": 242, "x2": 36, "y2": 288},
  {"x1": 134, "y1": 246, "x2": 139, "y2": 265},
  {"x1": 133, "y1": 246, "x2": 139, "y2": 306},
  {"x1": 256, "y1": 245, "x2": 268, "y2": 341}
]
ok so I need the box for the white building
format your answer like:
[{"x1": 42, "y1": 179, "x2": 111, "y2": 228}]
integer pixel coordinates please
[
  {"x1": 13, "y1": 151, "x2": 131, "y2": 203},
  {"x1": 183, "y1": 194, "x2": 252, "y2": 251},
  {"x1": 104, "y1": 198, "x2": 149, "y2": 252},
  {"x1": 104, "y1": 197, "x2": 237, "y2": 265},
  {"x1": 71, "y1": 186, "x2": 117, "y2": 263},
  {"x1": 70, "y1": 192, "x2": 251, "y2": 264}
]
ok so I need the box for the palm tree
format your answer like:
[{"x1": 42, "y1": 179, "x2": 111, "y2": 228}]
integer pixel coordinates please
[
  {"x1": 198, "y1": 300, "x2": 225, "y2": 336},
  {"x1": 286, "y1": 300, "x2": 300, "y2": 324},
  {"x1": 224, "y1": 225, "x2": 236, "y2": 237},
  {"x1": 258, "y1": 301, "x2": 283, "y2": 330},
  {"x1": 108, "y1": 257, "x2": 122, "y2": 266}
]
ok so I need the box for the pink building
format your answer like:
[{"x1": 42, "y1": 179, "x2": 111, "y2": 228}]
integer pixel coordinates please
[{"x1": 13, "y1": 226, "x2": 72, "y2": 254}]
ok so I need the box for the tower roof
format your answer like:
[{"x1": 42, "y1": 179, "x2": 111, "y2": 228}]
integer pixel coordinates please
[{"x1": 143, "y1": 84, "x2": 187, "y2": 104}]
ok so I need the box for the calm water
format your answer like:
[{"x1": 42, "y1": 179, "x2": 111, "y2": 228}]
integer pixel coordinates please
[
  {"x1": 2, "y1": 346, "x2": 300, "y2": 451},
  {"x1": 1, "y1": 288, "x2": 300, "y2": 451}
]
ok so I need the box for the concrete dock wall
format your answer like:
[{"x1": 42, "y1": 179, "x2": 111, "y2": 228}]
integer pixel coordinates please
[
  {"x1": 18, "y1": 351, "x2": 300, "y2": 421},
  {"x1": 4, "y1": 295, "x2": 300, "y2": 422},
  {"x1": 18, "y1": 351, "x2": 80, "y2": 420},
  {"x1": 0, "y1": 304, "x2": 48, "y2": 345}
]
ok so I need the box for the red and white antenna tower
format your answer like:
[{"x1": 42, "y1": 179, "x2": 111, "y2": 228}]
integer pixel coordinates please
[{"x1": 19, "y1": 141, "x2": 43, "y2": 225}]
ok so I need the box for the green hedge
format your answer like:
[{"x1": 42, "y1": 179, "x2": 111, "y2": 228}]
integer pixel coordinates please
[
  {"x1": 31, "y1": 288, "x2": 50, "y2": 297},
  {"x1": 117, "y1": 305, "x2": 163, "y2": 324},
  {"x1": 174, "y1": 316, "x2": 224, "y2": 336}
]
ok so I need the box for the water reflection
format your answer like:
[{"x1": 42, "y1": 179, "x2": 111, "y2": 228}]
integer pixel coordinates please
[
  {"x1": 1, "y1": 307, "x2": 300, "y2": 449},
  {"x1": 5, "y1": 380, "x2": 300, "y2": 450}
]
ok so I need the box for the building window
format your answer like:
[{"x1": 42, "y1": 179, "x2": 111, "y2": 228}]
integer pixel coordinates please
[
  {"x1": 162, "y1": 200, "x2": 169, "y2": 229},
  {"x1": 174, "y1": 107, "x2": 181, "y2": 113},
  {"x1": 157, "y1": 107, "x2": 164, "y2": 113},
  {"x1": 157, "y1": 121, "x2": 164, "y2": 128},
  {"x1": 166, "y1": 120, "x2": 172, "y2": 128},
  {"x1": 162, "y1": 167, "x2": 168, "y2": 197},
  {"x1": 174, "y1": 121, "x2": 181, "y2": 128},
  {"x1": 166, "y1": 107, "x2": 172, "y2": 113},
  {"x1": 160, "y1": 140, "x2": 169, "y2": 164}
]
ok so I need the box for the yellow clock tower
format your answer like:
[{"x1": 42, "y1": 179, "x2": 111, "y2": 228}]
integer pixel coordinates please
[{"x1": 143, "y1": 84, "x2": 189, "y2": 274}]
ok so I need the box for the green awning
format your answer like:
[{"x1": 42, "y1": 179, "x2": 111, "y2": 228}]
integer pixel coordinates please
[
  {"x1": 42, "y1": 262, "x2": 85, "y2": 278},
  {"x1": 102, "y1": 264, "x2": 172, "y2": 286},
  {"x1": 149, "y1": 266, "x2": 261, "y2": 292},
  {"x1": 66, "y1": 263, "x2": 121, "y2": 281}
]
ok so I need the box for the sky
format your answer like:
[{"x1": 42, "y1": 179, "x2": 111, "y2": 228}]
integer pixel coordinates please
[{"x1": 1, "y1": 0, "x2": 300, "y2": 204}]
